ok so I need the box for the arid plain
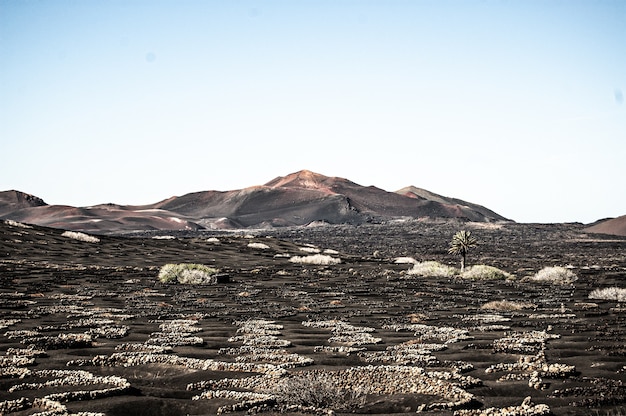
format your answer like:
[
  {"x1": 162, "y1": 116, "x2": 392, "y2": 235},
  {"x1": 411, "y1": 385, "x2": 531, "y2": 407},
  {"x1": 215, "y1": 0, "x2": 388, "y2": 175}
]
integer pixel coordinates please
[{"x1": 1, "y1": 218, "x2": 625, "y2": 416}]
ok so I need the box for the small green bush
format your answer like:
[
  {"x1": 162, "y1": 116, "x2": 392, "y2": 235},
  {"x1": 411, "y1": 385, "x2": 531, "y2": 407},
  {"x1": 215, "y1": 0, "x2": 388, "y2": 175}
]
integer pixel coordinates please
[
  {"x1": 528, "y1": 266, "x2": 577, "y2": 285},
  {"x1": 460, "y1": 265, "x2": 512, "y2": 280},
  {"x1": 158, "y1": 263, "x2": 219, "y2": 284},
  {"x1": 407, "y1": 261, "x2": 457, "y2": 278}
]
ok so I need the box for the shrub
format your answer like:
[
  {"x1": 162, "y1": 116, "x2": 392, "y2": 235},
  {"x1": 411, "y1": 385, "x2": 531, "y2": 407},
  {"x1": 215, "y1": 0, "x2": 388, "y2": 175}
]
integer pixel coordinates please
[
  {"x1": 589, "y1": 287, "x2": 626, "y2": 302},
  {"x1": 248, "y1": 242, "x2": 270, "y2": 249},
  {"x1": 461, "y1": 265, "x2": 512, "y2": 280},
  {"x1": 299, "y1": 246, "x2": 321, "y2": 253},
  {"x1": 158, "y1": 263, "x2": 219, "y2": 284},
  {"x1": 528, "y1": 266, "x2": 577, "y2": 285},
  {"x1": 61, "y1": 231, "x2": 100, "y2": 243},
  {"x1": 407, "y1": 261, "x2": 457, "y2": 278},
  {"x1": 272, "y1": 375, "x2": 365, "y2": 411},
  {"x1": 394, "y1": 257, "x2": 417, "y2": 264},
  {"x1": 4, "y1": 220, "x2": 32, "y2": 229},
  {"x1": 289, "y1": 254, "x2": 340, "y2": 265},
  {"x1": 481, "y1": 300, "x2": 536, "y2": 311}
]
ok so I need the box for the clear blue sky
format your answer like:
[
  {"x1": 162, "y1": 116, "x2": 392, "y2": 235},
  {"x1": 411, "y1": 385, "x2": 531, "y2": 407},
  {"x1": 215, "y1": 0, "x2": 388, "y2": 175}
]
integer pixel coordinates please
[{"x1": 1, "y1": 0, "x2": 624, "y2": 223}]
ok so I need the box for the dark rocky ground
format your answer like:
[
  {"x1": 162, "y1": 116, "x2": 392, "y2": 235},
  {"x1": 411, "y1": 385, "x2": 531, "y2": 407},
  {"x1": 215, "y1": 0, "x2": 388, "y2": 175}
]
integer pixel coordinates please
[{"x1": 1, "y1": 219, "x2": 625, "y2": 415}]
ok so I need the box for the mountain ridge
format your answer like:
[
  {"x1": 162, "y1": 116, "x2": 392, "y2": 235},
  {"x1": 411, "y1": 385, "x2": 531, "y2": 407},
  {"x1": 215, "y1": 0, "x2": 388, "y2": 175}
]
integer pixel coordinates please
[{"x1": 1, "y1": 170, "x2": 510, "y2": 233}]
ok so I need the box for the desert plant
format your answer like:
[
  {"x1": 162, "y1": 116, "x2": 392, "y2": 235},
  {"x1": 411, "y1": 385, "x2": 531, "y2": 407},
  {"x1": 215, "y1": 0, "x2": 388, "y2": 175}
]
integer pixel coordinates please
[
  {"x1": 481, "y1": 300, "x2": 536, "y2": 311},
  {"x1": 407, "y1": 261, "x2": 457, "y2": 278},
  {"x1": 158, "y1": 263, "x2": 219, "y2": 284},
  {"x1": 528, "y1": 266, "x2": 577, "y2": 285},
  {"x1": 589, "y1": 287, "x2": 626, "y2": 302},
  {"x1": 289, "y1": 254, "x2": 340, "y2": 265},
  {"x1": 461, "y1": 265, "x2": 512, "y2": 280},
  {"x1": 272, "y1": 374, "x2": 366, "y2": 411},
  {"x1": 299, "y1": 246, "x2": 321, "y2": 253},
  {"x1": 61, "y1": 230, "x2": 100, "y2": 243},
  {"x1": 248, "y1": 242, "x2": 270, "y2": 249},
  {"x1": 448, "y1": 230, "x2": 477, "y2": 272},
  {"x1": 4, "y1": 220, "x2": 32, "y2": 229},
  {"x1": 394, "y1": 257, "x2": 417, "y2": 264}
]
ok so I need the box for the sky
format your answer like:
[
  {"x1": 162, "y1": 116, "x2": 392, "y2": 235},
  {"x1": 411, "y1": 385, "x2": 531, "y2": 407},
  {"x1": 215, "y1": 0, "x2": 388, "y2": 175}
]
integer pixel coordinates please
[{"x1": 1, "y1": 0, "x2": 624, "y2": 224}]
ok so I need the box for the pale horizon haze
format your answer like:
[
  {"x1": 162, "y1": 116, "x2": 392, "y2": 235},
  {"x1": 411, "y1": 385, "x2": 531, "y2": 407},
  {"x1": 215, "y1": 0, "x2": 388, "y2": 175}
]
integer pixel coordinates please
[{"x1": 1, "y1": 1, "x2": 624, "y2": 224}]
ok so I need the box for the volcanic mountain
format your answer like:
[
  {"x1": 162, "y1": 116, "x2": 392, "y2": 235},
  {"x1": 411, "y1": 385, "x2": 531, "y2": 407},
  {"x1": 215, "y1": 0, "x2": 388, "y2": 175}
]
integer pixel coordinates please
[
  {"x1": 0, "y1": 170, "x2": 509, "y2": 233},
  {"x1": 0, "y1": 190, "x2": 47, "y2": 217},
  {"x1": 584, "y1": 215, "x2": 626, "y2": 237}
]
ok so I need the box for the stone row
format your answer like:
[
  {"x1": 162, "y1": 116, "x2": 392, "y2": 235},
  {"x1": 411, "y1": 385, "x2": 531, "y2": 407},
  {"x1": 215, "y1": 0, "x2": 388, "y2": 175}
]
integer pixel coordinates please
[
  {"x1": 0, "y1": 318, "x2": 21, "y2": 330},
  {"x1": 233, "y1": 349, "x2": 314, "y2": 368},
  {"x1": 37, "y1": 318, "x2": 115, "y2": 332},
  {"x1": 356, "y1": 350, "x2": 438, "y2": 366},
  {"x1": 302, "y1": 320, "x2": 381, "y2": 346},
  {"x1": 4, "y1": 329, "x2": 40, "y2": 339},
  {"x1": 114, "y1": 343, "x2": 172, "y2": 353},
  {"x1": 227, "y1": 335, "x2": 291, "y2": 348},
  {"x1": 222, "y1": 319, "x2": 317, "y2": 368},
  {"x1": 312, "y1": 346, "x2": 366, "y2": 354},
  {"x1": 453, "y1": 396, "x2": 551, "y2": 416},
  {"x1": 492, "y1": 330, "x2": 560, "y2": 355},
  {"x1": 9, "y1": 369, "x2": 129, "y2": 392},
  {"x1": 1, "y1": 369, "x2": 128, "y2": 416},
  {"x1": 86, "y1": 325, "x2": 129, "y2": 339},
  {"x1": 487, "y1": 332, "x2": 575, "y2": 390},
  {"x1": 460, "y1": 313, "x2": 511, "y2": 323},
  {"x1": 382, "y1": 323, "x2": 473, "y2": 344},
  {"x1": 67, "y1": 351, "x2": 286, "y2": 377},
  {"x1": 188, "y1": 365, "x2": 477, "y2": 412},
  {"x1": 146, "y1": 318, "x2": 204, "y2": 347},
  {"x1": 21, "y1": 333, "x2": 93, "y2": 349}
]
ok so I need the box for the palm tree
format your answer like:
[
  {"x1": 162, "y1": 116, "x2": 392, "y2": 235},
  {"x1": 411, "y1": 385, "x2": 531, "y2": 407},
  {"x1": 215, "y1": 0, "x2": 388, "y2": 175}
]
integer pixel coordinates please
[{"x1": 448, "y1": 230, "x2": 478, "y2": 272}]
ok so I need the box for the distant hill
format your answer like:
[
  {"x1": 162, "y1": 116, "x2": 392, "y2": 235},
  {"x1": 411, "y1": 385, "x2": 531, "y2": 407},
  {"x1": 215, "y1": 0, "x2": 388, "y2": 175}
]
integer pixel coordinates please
[
  {"x1": 0, "y1": 192, "x2": 202, "y2": 233},
  {"x1": 584, "y1": 215, "x2": 626, "y2": 237},
  {"x1": 0, "y1": 190, "x2": 47, "y2": 217},
  {"x1": 0, "y1": 170, "x2": 509, "y2": 233},
  {"x1": 395, "y1": 186, "x2": 504, "y2": 222}
]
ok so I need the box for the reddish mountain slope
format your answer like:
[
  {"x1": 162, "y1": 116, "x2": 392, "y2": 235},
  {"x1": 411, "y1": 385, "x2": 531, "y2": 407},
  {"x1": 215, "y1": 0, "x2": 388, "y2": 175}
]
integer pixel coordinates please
[
  {"x1": 1, "y1": 170, "x2": 509, "y2": 232},
  {"x1": 397, "y1": 186, "x2": 504, "y2": 221},
  {"x1": 584, "y1": 215, "x2": 626, "y2": 237},
  {"x1": 151, "y1": 170, "x2": 509, "y2": 227},
  {"x1": 0, "y1": 196, "x2": 202, "y2": 234}
]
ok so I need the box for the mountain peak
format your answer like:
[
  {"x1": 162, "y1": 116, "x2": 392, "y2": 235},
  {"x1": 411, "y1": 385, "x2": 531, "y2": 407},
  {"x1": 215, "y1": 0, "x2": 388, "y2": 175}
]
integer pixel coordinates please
[
  {"x1": 264, "y1": 170, "x2": 338, "y2": 193},
  {"x1": 0, "y1": 190, "x2": 47, "y2": 207}
]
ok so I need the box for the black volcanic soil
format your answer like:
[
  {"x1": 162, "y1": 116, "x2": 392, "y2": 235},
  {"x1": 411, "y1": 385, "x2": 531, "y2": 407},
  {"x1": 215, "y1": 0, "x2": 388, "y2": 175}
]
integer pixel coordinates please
[{"x1": 1, "y1": 219, "x2": 626, "y2": 415}]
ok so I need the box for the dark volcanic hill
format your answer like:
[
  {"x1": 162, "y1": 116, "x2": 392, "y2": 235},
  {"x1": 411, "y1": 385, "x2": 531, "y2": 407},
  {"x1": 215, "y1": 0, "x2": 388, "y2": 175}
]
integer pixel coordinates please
[
  {"x1": 0, "y1": 190, "x2": 47, "y2": 217},
  {"x1": 0, "y1": 170, "x2": 509, "y2": 233}
]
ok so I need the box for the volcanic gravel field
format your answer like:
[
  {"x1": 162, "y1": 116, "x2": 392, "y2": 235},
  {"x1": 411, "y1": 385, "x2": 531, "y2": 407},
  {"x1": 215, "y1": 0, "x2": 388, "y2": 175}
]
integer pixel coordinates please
[{"x1": 1, "y1": 219, "x2": 625, "y2": 416}]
